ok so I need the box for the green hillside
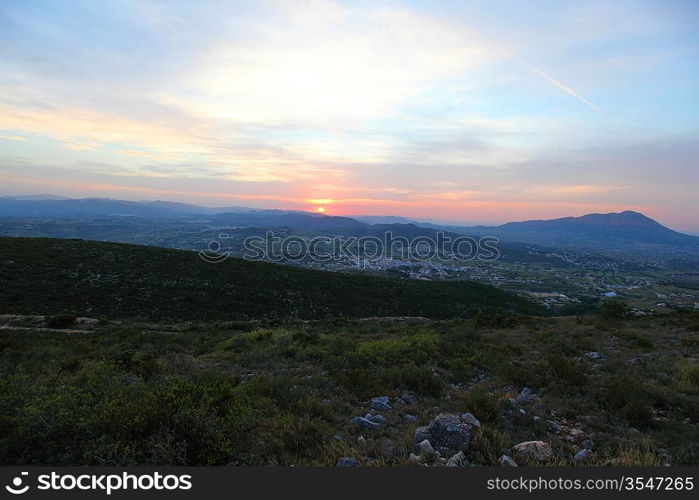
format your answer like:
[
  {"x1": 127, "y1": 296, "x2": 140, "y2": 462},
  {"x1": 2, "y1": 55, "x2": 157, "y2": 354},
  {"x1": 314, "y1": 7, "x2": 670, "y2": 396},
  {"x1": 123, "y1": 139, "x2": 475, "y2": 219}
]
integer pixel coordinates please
[
  {"x1": 0, "y1": 238, "x2": 542, "y2": 320},
  {"x1": 1, "y1": 313, "x2": 697, "y2": 465}
]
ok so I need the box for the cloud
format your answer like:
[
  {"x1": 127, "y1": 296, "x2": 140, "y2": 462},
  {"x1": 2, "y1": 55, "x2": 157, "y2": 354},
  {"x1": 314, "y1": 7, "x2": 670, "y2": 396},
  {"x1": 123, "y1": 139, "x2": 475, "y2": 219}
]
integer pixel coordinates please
[
  {"x1": 0, "y1": 0, "x2": 697, "y2": 230},
  {"x1": 154, "y1": 3, "x2": 495, "y2": 127},
  {"x1": 0, "y1": 134, "x2": 26, "y2": 142}
]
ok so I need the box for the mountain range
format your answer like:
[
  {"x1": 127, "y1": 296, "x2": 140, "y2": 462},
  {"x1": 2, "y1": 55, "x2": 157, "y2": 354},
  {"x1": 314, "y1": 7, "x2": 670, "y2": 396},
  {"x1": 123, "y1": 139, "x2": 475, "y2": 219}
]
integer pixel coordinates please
[
  {"x1": 1, "y1": 195, "x2": 697, "y2": 254},
  {"x1": 447, "y1": 211, "x2": 699, "y2": 248}
]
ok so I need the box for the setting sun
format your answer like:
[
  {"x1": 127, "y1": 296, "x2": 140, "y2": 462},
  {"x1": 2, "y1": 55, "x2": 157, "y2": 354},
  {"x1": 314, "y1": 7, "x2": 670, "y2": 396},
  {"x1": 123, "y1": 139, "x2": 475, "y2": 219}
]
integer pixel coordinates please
[{"x1": 316, "y1": 206, "x2": 326, "y2": 213}]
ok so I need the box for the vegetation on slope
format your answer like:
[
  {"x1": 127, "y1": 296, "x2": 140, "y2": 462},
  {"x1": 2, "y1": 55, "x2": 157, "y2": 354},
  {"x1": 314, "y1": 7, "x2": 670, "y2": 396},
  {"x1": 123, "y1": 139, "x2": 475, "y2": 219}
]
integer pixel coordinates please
[
  {"x1": 0, "y1": 311, "x2": 697, "y2": 466},
  {"x1": 0, "y1": 237, "x2": 541, "y2": 320}
]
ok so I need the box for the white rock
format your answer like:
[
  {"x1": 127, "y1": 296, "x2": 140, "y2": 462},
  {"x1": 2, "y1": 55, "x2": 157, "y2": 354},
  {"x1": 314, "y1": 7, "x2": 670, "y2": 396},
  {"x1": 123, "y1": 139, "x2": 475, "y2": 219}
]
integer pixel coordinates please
[
  {"x1": 512, "y1": 441, "x2": 553, "y2": 462},
  {"x1": 446, "y1": 451, "x2": 468, "y2": 467},
  {"x1": 418, "y1": 439, "x2": 434, "y2": 455},
  {"x1": 461, "y1": 412, "x2": 481, "y2": 427}
]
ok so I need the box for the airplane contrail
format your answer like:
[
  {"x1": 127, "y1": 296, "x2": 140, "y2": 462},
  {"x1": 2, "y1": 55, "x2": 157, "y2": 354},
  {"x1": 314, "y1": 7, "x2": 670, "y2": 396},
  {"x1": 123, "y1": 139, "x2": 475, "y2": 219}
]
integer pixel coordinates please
[
  {"x1": 514, "y1": 56, "x2": 601, "y2": 113},
  {"x1": 465, "y1": 25, "x2": 602, "y2": 113}
]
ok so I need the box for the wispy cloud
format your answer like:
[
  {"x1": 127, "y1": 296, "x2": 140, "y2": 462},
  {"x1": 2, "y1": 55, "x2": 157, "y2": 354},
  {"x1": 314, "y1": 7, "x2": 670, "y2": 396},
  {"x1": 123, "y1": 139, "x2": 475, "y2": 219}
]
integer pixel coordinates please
[{"x1": 0, "y1": 134, "x2": 27, "y2": 142}]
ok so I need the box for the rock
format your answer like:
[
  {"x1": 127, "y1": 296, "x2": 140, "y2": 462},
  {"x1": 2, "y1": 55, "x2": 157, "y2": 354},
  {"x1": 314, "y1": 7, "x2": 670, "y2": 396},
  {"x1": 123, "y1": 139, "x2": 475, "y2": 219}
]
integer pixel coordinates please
[
  {"x1": 380, "y1": 438, "x2": 402, "y2": 458},
  {"x1": 365, "y1": 413, "x2": 386, "y2": 424},
  {"x1": 370, "y1": 396, "x2": 393, "y2": 412},
  {"x1": 322, "y1": 399, "x2": 332, "y2": 404},
  {"x1": 516, "y1": 387, "x2": 536, "y2": 403},
  {"x1": 519, "y1": 409, "x2": 526, "y2": 415},
  {"x1": 533, "y1": 416, "x2": 542, "y2": 422},
  {"x1": 302, "y1": 374, "x2": 312, "y2": 381},
  {"x1": 585, "y1": 351, "x2": 603, "y2": 360},
  {"x1": 512, "y1": 441, "x2": 553, "y2": 462},
  {"x1": 499, "y1": 455, "x2": 518, "y2": 467},
  {"x1": 446, "y1": 451, "x2": 468, "y2": 467},
  {"x1": 546, "y1": 419, "x2": 563, "y2": 433},
  {"x1": 352, "y1": 416, "x2": 381, "y2": 429},
  {"x1": 461, "y1": 412, "x2": 481, "y2": 427},
  {"x1": 418, "y1": 439, "x2": 434, "y2": 455},
  {"x1": 404, "y1": 413, "x2": 418, "y2": 423},
  {"x1": 418, "y1": 413, "x2": 476, "y2": 455},
  {"x1": 502, "y1": 385, "x2": 517, "y2": 395},
  {"x1": 401, "y1": 390, "x2": 418, "y2": 405},
  {"x1": 573, "y1": 449, "x2": 590, "y2": 462},
  {"x1": 394, "y1": 397, "x2": 407, "y2": 406},
  {"x1": 357, "y1": 435, "x2": 366, "y2": 445},
  {"x1": 412, "y1": 426, "x2": 432, "y2": 452},
  {"x1": 336, "y1": 457, "x2": 358, "y2": 467},
  {"x1": 657, "y1": 448, "x2": 672, "y2": 466},
  {"x1": 332, "y1": 433, "x2": 344, "y2": 442},
  {"x1": 582, "y1": 439, "x2": 592, "y2": 450},
  {"x1": 567, "y1": 428, "x2": 585, "y2": 443},
  {"x1": 409, "y1": 453, "x2": 422, "y2": 464}
]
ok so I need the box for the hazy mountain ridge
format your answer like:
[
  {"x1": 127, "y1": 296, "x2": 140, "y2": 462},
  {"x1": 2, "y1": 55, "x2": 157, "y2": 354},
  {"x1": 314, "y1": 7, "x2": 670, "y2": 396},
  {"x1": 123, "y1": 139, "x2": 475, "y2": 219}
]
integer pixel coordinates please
[
  {"x1": 1, "y1": 196, "x2": 697, "y2": 256},
  {"x1": 453, "y1": 211, "x2": 699, "y2": 255},
  {"x1": 494, "y1": 211, "x2": 697, "y2": 245}
]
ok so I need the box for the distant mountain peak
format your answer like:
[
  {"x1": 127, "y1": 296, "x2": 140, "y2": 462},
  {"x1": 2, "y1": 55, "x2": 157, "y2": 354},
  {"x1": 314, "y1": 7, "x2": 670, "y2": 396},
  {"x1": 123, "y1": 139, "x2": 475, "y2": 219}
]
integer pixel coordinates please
[
  {"x1": 491, "y1": 210, "x2": 696, "y2": 247},
  {"x1": 572, "y1": 210, "x2": 657, "y2": 222}
]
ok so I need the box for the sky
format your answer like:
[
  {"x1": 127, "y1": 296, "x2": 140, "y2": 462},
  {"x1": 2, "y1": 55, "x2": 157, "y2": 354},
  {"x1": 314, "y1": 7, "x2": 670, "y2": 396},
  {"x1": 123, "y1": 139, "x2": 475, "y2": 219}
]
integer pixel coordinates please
[{"x1": 1, "y1": 0, "x2": 698, "y2": 231}]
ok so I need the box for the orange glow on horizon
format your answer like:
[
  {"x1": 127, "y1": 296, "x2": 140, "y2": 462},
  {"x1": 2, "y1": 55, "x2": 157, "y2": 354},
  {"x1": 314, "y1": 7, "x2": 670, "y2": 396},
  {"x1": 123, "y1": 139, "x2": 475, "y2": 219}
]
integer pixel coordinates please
[{"x1": 7, "y1": 173, "x2": 686, "y2": 229}]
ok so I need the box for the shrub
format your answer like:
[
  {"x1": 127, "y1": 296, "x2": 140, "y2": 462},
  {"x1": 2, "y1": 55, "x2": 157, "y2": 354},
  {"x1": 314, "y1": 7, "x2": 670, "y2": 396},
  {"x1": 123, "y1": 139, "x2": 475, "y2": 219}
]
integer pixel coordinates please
[
  {"x1": 495, "y1": 360, "x2": 548, "y2": 389},
  {"x1": 467, "y1": 425, "x2": 508, "y2": 465},
  {"x1": 598, "y1": 300, "x2": 630, "y2": 320},
  {"x1": 546, "y1": 354, "x2": 588, "y2": 390},
  {"x1": 46, "y1": 314, "x2": 77, "y2": 329},
  {"x1": 602, "y1": 376, "x2": 654, "y2": 428},
  {"x1": 448, "y1": 356, "x2": 478, "y2": 382},
  {"x1": 382, "y1": 366, "x2": 444, "y2": 397},
  {"x1": 457, "y1": 386, "x2": 499, "y2": 424},
  {"x1": 475, "y1": 311, "x2": 518, "y2": 329},
  {"x1": 677, "y1": 362, "x2": 699, "y2": 391}
]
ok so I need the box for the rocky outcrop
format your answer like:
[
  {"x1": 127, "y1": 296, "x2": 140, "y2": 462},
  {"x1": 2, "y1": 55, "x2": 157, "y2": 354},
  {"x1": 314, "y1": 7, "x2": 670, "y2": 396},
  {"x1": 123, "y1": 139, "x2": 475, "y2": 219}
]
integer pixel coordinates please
[
  {"x1": 446, "y1": 451, "x2": 468, "y2": 467},
  {"x1": 412, "y1": 413, "x2": 477, "y2": 455},
  {"x1": 336, "y1": 457, "x2": 358, "y2": 467},
  {"x1": 512, "y1": 441, "x2": 553, "y2": 462},
  {"x1": 369, "y1": 396, "x2": 392, "y2": 412},
  {"x1": 351, "y1": 416, "x2": 380, "y2": 429}
]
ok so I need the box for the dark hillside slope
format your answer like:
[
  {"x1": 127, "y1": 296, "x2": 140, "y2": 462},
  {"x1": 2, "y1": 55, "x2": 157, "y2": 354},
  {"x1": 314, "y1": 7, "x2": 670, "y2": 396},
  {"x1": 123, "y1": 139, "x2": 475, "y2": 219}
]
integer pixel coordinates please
[{"x1": 0, "y1": 238, "x2": 541, "y2": 320}]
